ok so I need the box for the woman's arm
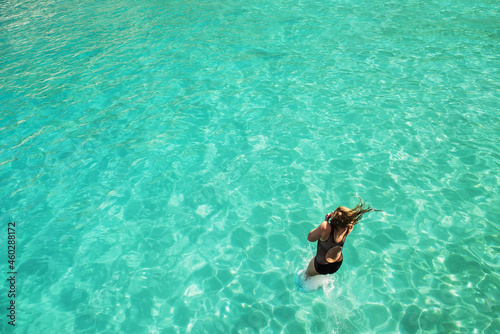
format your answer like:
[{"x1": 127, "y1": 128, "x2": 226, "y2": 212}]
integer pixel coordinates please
[
  {"x1": 307, "y1": 213, "x2": 332, "y2": 242},
  {"x1": 307, "y1": 220, "x2": 330, "y2": 242}
]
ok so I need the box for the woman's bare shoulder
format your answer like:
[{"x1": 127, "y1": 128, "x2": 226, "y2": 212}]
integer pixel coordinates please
[{"x1": 319, "y1": 221, "x2": 331, "y2": 241}]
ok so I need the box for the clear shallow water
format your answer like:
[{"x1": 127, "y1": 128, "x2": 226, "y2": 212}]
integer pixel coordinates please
[{"x1": 1, "y1": 0, "x2": 499, "y2": 332}]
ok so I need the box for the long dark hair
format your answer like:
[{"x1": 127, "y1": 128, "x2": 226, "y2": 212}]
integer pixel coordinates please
[{"x1": 330, "y1": 198, "x2": 381, "y2": 228}]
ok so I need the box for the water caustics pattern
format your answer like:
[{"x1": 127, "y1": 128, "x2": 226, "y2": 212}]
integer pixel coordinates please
[{"x1": 0, "y1": 0, "x2": 499, "y2": 332}]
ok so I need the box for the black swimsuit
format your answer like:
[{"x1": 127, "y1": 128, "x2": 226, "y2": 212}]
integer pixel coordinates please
[{"x1": 314, "y1": 224, "x2": 350, "y2": 275}]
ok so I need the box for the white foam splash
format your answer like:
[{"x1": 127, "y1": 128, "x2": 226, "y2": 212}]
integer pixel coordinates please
[{"x1": 295, "y1": 269, "x2": 333, "y2": 292}]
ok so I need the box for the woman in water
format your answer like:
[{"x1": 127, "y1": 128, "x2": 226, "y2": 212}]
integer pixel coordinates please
[{"x1": 304, "y1": 199, "x2": 380, "y2": 279}]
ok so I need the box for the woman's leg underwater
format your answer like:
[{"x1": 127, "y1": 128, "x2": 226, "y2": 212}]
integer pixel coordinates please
[{"x1": 305, "y1": 257, "x2": 319, "y2": 279}]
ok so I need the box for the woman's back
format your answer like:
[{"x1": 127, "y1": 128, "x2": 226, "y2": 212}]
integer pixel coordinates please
[{"x1": 315, "y1": 224, "x2": 351, "y2": 264}]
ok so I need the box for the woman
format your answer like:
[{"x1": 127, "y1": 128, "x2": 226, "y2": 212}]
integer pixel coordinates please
[{"x1": 304, "y1": 199, "x2": 380, "y2": 279}]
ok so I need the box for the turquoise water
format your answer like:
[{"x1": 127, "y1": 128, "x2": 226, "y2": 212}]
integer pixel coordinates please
[{"x1": 1, "y1": 0, "x2": 499, "y2": 332}]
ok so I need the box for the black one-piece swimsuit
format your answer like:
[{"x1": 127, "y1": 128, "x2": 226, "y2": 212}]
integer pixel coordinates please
[{"x1": 314, "y1": 225, "x2": 349, "y2": 275}]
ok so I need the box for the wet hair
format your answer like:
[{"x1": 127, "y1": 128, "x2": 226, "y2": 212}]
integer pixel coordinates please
[{"x1": 330, "y1": 198, "x2": 381, "y2": 228}]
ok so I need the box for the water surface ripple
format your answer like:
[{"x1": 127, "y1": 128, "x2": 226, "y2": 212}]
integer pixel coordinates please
[{"x1": 1, "y1": 0, "x2": 499, "y2": 333}]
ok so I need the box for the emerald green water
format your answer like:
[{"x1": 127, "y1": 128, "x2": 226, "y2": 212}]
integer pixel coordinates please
[{"x1": 1, "y1": 0, "x2": 499, "y2": 332}]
